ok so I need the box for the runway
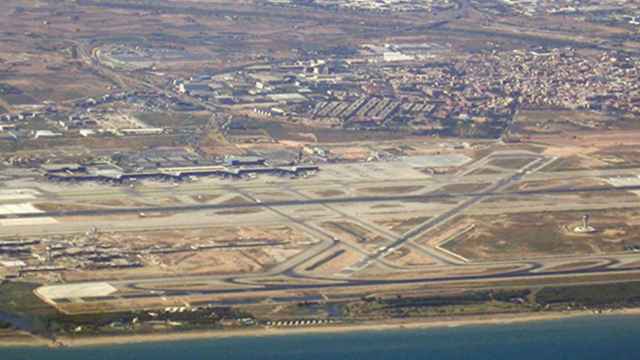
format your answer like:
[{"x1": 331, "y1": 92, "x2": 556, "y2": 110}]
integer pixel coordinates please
[
  {"x1": 2, "y1": 182, "x2": 639, "y2": 220},
  {"x1": 54, "y1": 257, "x2": 640, "y2": 307}
]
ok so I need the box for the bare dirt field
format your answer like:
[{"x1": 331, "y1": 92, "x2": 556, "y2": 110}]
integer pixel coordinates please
[
  {"x1": 506, "y1": 177, "x2": 607, "y2": 192},
  {"x1": 437, "y1": 183, "x2": 491, "y2": 193},
  {"x1": 321, "y1": 221, "x2": 388, "y2": 253},
  {"x1": 359, "y1": 185, "x2": 424, "y2": 195},
  {"x1": 374, "y1": 216, "x2": 431, "y2": 235},
  {"x1": 488, "y1": 157, "x2": 535, "y2": 170},
  {"x1": 383, "y1": 246, "x2": 437, "y2": 268},
  {"x1": 302, "y1": 246, "x2": 364, "y2": 275},
  {"x1": 58, "y1": 226, "x2": 311, "y2": 281}
]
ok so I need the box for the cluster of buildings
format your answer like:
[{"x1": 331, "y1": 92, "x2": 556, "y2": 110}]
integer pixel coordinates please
[
  {"x1": 494, "y1": 0, "x2": 639, "y2": 20},
  {"x1": 456, "y1": 48, "x2": 640, "y2": 114},
  {"x1": 0, "y1": 88, "x2": 207, "y2": 145},
  {"x1": 0, "y1": 234, "x2": 141, "y2": 280},
  {"x1": 0, "y1": 108, "x2": 57, "y2": 139},
  {"x1": 174, "y1": 44, "x2": 640, "y2": 139},
  {"x1": 262, "y1": 0, "x2": 456, "y2": 12},
  {"x1": 43, "y1": 149, "x2": 318, "y2": 184},
  {"x1": 0, "y1": 229, "x2": 297, "y2": 280}
]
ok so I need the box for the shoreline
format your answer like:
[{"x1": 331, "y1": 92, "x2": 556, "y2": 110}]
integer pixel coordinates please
[{"x1": 2, "y1": 308, "x2": 640, "y2": 348}]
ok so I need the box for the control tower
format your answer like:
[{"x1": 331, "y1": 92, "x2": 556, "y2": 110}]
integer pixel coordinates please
[{"x1": 574, "y1": 214, "x2": 596, "y2": 234}]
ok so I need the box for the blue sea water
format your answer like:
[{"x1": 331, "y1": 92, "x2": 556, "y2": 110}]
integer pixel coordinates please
[{"x1": 2, "y1": 315, "x2": 639, "y2": 360}]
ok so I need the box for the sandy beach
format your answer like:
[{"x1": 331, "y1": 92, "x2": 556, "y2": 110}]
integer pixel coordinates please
[
  {"x1": 0, "y1": 332, "x2": 51, "y2": 348},
  {"x1": 3, "y1": 308, "x2": 640, "y2": 349}
]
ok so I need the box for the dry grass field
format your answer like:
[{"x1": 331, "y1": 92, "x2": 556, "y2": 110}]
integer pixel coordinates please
[{"x1": 443, "y1": 209, "x2": 640, "y2": 261}]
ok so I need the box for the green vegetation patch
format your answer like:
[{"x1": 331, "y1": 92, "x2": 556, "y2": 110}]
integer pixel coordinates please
[
  {"x1": 536, "y1": 281, "x2": 640, "y2": 307},
  {"x1": 0, "y1": 282, "x2": 55, "y2": 317},
  {"x1": 0, "y1": 84, "x2": 36, "y2": 105},
  {"x1": 134, "y1": 112, "x2": 210, "y2": 128},
  {"x1": 378, "y1": 289, "x2": 531, "y2": 308},
  {"x1": 0, "y1": 282, "x2": 253, "y2": 337},
  {"x1": 0, "y1": 83, "x2": 21, "y2": 96},
  {"x1": 345, "y1": 289, "x2": 533, "y2": 319}
]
